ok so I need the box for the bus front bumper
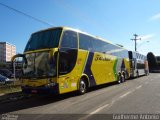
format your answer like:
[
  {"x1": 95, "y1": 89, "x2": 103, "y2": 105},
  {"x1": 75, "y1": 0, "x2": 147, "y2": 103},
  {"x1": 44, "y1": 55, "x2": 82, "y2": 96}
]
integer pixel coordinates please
[{"x1": 21, "y1": 83, "x2": 59, "y2": 94}]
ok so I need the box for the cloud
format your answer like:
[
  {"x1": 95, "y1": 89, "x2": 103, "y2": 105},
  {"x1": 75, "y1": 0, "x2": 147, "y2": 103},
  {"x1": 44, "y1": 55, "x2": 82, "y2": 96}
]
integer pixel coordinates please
[
  {"x1": 139, "y1": 34, "x2": 155, "y2": 40},
  {"x1": 150, "y1": 13, "x2": 160, "y2": 21},
  {"x1": 136, "y1": 34, "x2": 155, "y2": 49}
]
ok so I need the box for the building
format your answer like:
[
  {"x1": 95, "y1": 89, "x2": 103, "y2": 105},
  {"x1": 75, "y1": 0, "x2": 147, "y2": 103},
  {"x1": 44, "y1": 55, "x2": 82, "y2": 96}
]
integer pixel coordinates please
[{"x1": 0, "y1": 42, "x2": 16, "y2": 63}]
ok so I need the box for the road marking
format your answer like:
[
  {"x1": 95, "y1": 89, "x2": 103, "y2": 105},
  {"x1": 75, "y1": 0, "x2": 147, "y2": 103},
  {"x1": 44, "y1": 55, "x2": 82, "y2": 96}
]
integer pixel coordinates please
[
  {"x1": 80, "y1": 91, "x2": 134, "y2": 120},
  {"x1": 79, "y1": 104, "x2": 109, "y2": 120},
  {"x1": 80, "y1": 84, "x2": 145, "y2": 120},
  {"x1": 136, "y1": 85, "x2": 142, "y2": 90},
  {"x1": 90, "y1": 104, "x2": 109, "y2": 114},
  {"x1": 119, "y1": 91, "x2": 132, "y2": 99}
]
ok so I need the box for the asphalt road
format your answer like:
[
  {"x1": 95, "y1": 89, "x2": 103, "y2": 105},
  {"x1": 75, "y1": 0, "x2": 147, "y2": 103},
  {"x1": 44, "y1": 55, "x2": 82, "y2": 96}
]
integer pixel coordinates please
[{"x1": 0, "y1": 73, "x2": 160, "y2": 120}]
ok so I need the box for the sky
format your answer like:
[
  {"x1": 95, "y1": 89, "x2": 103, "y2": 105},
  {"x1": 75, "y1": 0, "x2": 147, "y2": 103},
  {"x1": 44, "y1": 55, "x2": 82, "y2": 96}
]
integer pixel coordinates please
[{"x1": 0, "y1": 0, "x2": 160, "y2": 56}]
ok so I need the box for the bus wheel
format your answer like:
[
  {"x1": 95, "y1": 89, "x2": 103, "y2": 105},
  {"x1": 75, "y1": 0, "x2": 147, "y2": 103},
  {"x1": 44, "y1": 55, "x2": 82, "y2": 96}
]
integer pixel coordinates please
[
  {"x1": 136, "y1": 71, "x2": 139, "y2": 78},
  {"x1": 78, "y1": 78, "x2": 87, "y2": 95},
  {"x1": 122, "y1": 73, "x2": 126, "y2": 82},
  {"x1": 121, "y1": 75, "x2": 125, "y2": 83},
  {"x1": 117, "y1": 74, "x2": 121, "y2": 84},
  {"x1": 145, "y1": 70, "x2": 149, "y2": 76}
]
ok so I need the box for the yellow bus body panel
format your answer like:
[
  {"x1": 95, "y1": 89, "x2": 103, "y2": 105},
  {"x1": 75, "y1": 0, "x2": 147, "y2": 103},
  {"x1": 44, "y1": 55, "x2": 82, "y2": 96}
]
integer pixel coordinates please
[
  {"x1": 91, "y1": 53, "x2": 117, "y2": 85},
  {"x1": 124, "y1": 58, "x2": 131, "y2": 78},
  {"x1": 58, "y1": 50, "x2": 88, "y2": 94}
]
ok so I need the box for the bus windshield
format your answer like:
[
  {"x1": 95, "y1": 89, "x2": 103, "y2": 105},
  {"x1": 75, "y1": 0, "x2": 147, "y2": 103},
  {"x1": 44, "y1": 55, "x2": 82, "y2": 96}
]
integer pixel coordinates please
[
  {"x1": 23, "y1": 51, "x2": 57, "y2": 78},
  {"x1": 24, "y1": 28, "x2": 62, "y2": 52}
]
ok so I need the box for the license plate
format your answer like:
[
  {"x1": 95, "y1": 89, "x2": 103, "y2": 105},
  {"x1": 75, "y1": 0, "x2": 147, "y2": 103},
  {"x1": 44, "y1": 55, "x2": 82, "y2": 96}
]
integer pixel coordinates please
[{"x1": 31, "y1": 90, "x2": 37, "y2": 93}]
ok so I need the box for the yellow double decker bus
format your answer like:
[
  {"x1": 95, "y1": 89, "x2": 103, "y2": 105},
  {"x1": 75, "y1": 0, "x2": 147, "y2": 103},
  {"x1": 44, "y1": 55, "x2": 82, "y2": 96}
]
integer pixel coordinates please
[{"x1": 12, "y1": 27, "x2": 131, "y2": 95}]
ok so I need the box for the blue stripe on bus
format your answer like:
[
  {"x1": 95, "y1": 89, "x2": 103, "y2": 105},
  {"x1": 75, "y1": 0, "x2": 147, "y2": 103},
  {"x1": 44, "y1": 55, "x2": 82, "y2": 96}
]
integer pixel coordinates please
[{"x1": 84, "y1": 52, "x2": 96, "y2": 87}]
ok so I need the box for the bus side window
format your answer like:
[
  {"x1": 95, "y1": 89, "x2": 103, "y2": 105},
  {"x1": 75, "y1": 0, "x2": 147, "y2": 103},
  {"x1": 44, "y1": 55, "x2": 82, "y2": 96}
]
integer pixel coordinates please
[
  {"x1": 59, "y1": 30, "x2": 78, "y2": 75},
  {"x1": 59, "y1": 52, "x2": 70, "y2": 74},
  {"x1": 60, "y1": 30, "x2": 78, "y2": 49},
  {"x1": 79, "y1": 33, "x2": 93, "y2": 51},
  {"x1": 59, "y1": 49, "x2": 77, "y2": 74}
]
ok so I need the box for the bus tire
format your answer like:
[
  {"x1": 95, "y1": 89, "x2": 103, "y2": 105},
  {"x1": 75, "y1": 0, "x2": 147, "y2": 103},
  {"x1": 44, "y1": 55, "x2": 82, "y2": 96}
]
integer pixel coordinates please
[
  {"x1": 117, "y1": 74, "x2": 121, "y2": 84},
  {"x1": 136, "y1": 71, "x2": 139, "y2": 78},
  {"x1": 121, "y1": 75, "x2": 125, "y2": 83},
  {"x1": 145, "y1": 70, "x2": 149, "y2": 76},
  {"x1": 122, "y1": 73, "x2": 126, "y2": 82},
  {"x1": 78, "y1": 78, "x2": 87, "y2": 95}
]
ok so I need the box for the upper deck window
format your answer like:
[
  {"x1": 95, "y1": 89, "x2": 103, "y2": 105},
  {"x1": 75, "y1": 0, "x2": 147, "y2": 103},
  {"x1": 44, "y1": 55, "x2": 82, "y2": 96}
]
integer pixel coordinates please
[
  {"x1": 79, "y1": 33, "x2": 93, "y2": 51},
  {"x1": 24, "y1": 28, "x2": 62, "y2": 52},
  {"x1": 60, "y1": 30, "x2": 78, "y2": 49}
]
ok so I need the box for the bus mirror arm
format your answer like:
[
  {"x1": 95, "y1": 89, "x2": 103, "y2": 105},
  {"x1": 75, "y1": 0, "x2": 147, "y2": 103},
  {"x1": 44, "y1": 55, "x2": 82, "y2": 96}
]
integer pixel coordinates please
[{"x1": 11, "y1": 54, "x2": 28, "y2": 68}]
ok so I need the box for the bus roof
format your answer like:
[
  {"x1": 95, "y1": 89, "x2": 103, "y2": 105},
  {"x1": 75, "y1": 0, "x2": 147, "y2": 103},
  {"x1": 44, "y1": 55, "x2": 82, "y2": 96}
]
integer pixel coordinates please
[{"x1": 32, "y1": 26, "x2": 127, "y2": 51}]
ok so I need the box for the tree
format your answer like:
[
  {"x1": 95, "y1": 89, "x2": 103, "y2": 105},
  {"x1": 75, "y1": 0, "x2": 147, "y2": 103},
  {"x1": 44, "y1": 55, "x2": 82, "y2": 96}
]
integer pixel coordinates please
[
  {"x1": 156, "y1": 56, "x2": 160, "y2": 67},
  {"x1": 147, "y1": 52, "x2": 159, "y2": 72}
]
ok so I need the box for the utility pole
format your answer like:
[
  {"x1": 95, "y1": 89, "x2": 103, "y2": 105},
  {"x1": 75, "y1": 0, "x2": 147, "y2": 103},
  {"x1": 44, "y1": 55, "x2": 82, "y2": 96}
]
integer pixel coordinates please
[{"x1": 131, "y1": 34, "x2": 141, "y2": 51}]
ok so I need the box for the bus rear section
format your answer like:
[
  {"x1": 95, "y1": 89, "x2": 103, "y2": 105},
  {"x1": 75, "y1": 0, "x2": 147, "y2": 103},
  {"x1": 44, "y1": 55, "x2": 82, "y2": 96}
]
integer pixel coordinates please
[{"x1": 129, "y1": 51, "x2": 149, "y2": 78}]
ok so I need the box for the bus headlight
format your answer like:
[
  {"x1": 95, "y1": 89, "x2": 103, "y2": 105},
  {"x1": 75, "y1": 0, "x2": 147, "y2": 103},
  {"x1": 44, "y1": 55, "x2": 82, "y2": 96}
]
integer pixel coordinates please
[{"x1": 45, "y1": 82, "x2": 56, "y2": 88}]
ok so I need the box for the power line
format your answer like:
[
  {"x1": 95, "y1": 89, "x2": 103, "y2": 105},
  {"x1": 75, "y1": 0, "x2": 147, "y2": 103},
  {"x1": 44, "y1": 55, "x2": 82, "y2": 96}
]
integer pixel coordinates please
[
  {"x1": 0, "y1": 2, "x2": 53, "y2": 27},
  {"x1": 137, "y1": 41, "x2": 149, "y2": 49}
]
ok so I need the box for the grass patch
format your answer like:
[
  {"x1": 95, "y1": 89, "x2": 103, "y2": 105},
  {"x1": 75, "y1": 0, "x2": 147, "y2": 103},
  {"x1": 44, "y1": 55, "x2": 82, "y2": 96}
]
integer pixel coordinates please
[{"x1": 0, "y1": 80, "x2": 22, "y2": 94}]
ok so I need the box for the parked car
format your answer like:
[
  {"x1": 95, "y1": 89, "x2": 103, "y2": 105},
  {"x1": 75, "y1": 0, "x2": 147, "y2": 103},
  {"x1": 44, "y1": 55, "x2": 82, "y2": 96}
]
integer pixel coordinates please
[
  {"x1": 0, "y1": 74, "x2": 13, "y2": 85},
  {"x1": 0, "y1": 69, "x2": 13, "y2": 78}
]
